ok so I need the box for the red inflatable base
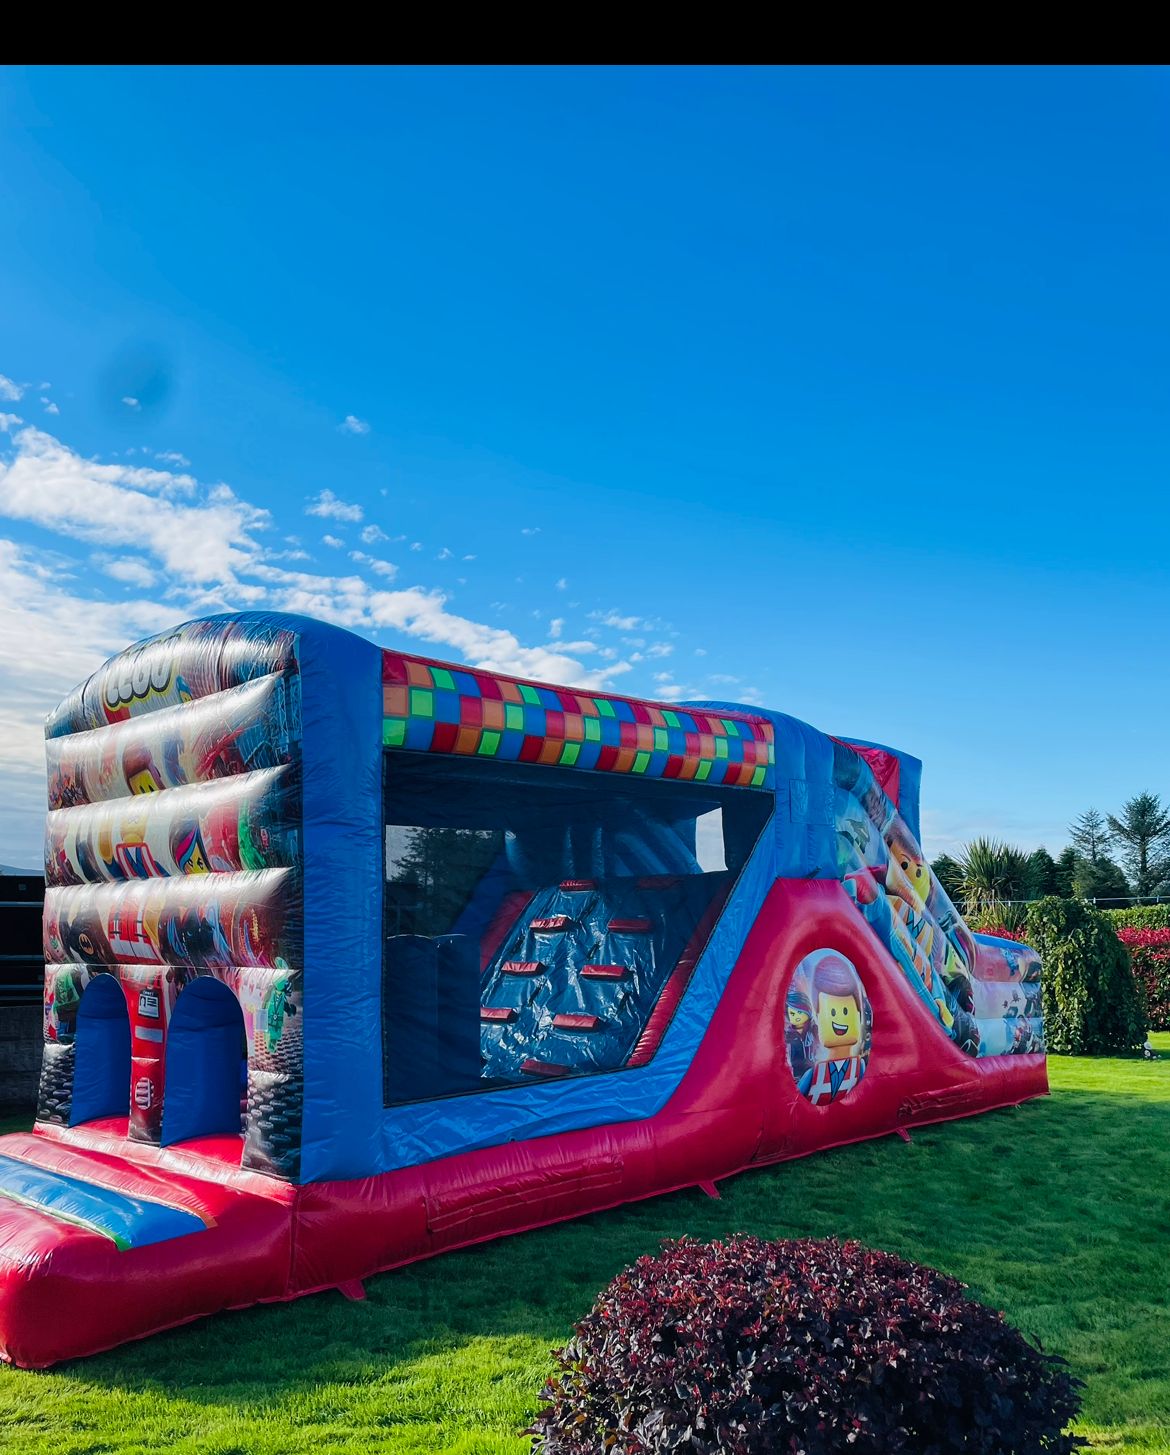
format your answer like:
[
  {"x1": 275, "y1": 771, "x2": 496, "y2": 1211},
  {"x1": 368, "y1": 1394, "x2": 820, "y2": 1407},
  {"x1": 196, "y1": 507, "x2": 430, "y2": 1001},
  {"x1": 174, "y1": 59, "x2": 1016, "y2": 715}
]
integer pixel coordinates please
[{"x1": 0, "y1": 881, "x2": 1047, "y2": 1367}]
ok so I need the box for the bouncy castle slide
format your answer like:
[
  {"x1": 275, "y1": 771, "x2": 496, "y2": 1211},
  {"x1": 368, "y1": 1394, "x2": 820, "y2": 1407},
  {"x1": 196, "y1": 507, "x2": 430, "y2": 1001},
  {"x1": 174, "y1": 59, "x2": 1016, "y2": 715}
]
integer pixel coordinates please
[{"x1": 0, "y1": 613, "x2": 1046, "y2": 1366}]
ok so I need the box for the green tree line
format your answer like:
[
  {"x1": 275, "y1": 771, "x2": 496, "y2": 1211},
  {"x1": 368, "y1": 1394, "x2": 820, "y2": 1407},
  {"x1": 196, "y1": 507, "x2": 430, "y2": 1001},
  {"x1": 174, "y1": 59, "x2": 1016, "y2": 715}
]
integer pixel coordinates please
[{"x1": 932, "y1": 791, "x2": 1170, "y2": 921}]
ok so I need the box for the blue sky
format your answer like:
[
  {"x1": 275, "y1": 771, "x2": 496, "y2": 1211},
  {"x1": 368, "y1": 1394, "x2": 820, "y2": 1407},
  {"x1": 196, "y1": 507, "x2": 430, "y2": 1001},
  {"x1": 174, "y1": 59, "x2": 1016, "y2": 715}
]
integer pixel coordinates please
[{"x1": 1, "y1": 65, "x2": 1167, "y2": 868}]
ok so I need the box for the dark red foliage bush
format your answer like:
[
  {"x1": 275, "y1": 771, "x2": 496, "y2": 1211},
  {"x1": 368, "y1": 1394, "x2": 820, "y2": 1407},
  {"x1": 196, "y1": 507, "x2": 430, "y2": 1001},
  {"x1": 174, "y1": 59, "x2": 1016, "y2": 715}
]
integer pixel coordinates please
[
  {"x1": 1117, "y1": 927, "x2": 1170, "y2": 1030},
  {"x1": 529, "y1": 1235, "x2": 1084, "y2": 1454}
]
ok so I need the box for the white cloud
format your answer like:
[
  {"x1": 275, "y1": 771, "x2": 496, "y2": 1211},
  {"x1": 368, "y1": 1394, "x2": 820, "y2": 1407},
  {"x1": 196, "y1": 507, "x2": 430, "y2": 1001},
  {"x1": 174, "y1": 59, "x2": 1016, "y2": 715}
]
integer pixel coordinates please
[
  {"x1": 306, "y1": 488, "x2": 363, "y2": 523},
  {"x1": 555, "y1": 577, "x2": 567, "y2": 591},
  {"x1": 360, "y1": 524, "x2": 387, "y2": 544},
  {"x1": 0, "y1": 414, "x2": 21, "y2": 431},
  {"x1": 0, "y1": 539, "x2": 179, "y2": 861},
  {"x1": 590, "y1": 610, "x2": 641, "y2": 631},
  {"x1": 521, "y1": 526, "x2": 541, "y2": 536},
  {"x1": 0, "y1": 425, "x2": 264, "y2": 586},
  {"x1": 156, "y1": 450, "x2": 191, "y2": 467},
  {"x1": 251, "y1": 561, "x2": 629, "y2": 688},
  {"x1": 322, "y1": 534, "x2": 345, "y2": 549},
  {"x1": 645, "y1": 642, "x2": 674, "y2": 658},
  {"x1": 410, "y1": 541, "x2": 422, "y2": 552},
  {"x1": 436, "y1": 547, "x2": 453, "y2": 560},
  {"x1": 462, "y1": 554, "x2": 476, "y2": 562},
  {"x1": 350, "y1": 550, "x2": 397, "y2": 579},
  {"x1": 694, "y1": 647, "x2": 708, "y2": 656},
  {"x1": 103, "y1": 556, "x2": 158, "y2": 588},
  {"x1": 0, "y1": 415, "x2": 645, "y2": 864},
  {"x1": 709, "y1": 673, "x2": 740, "y2": 685},
  {"x1": 0, "y1": 375, "x2": 23, "y2": 402},
  {"x1": 340, "y1": 414, "x2": 370, "y2": 435},
  {"x1": 40, "y1": 398, "x2": 59, "y2": 416},
  {"x1": 122, "y1": 396, "x2": 141, "y2": 410},
  {"x1": 549, "y1": 617, "x2": 564, "y2": 639}
]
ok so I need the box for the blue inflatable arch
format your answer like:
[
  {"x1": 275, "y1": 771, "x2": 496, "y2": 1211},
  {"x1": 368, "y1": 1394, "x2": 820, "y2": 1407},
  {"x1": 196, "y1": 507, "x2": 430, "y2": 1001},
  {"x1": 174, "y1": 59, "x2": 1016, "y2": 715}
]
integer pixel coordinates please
[
  {"x1": 70, "y1": 974, "x2": 130, "y2": 1126},
  {"x1": 161, "y1": 979, "x2": 247, "y2": 1147}
]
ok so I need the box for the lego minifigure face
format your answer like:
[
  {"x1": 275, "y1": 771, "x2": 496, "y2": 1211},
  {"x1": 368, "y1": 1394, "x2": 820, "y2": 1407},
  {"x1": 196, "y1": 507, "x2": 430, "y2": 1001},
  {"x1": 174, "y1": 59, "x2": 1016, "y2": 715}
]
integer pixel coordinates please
[
  {"x1": 898, "y1": 852, "x2": 928, "y2": 899},
  {"x1": 127, "y1": 767, "x2": 162, "y2": 795},
  {"x1": 789, "y1": 949, "x2": 872, "y2": 1104},
  {"x1": 817, "y1": 990, "x2": 861, "y2": 1051},
  {"x1": 182, "y1": 841, "x2": 209, "y2": 874},
  {"x1": 886, "y1": 831, "x2": 929, "y2": 902}
]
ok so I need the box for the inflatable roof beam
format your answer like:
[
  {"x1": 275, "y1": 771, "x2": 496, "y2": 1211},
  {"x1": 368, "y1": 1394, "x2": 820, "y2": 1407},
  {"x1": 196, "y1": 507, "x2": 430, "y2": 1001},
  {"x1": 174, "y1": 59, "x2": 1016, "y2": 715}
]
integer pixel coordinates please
[{"x1": 0, "y1": 612, "x2": 1047, "y2": 1366}]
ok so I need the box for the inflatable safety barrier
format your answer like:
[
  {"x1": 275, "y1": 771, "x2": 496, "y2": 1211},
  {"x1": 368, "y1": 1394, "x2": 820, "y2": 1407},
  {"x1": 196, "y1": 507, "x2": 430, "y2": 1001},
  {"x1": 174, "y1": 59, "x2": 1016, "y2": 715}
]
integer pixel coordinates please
[{"x1": 0, "y1": 612, "x2": 1047, "y2": 1366}]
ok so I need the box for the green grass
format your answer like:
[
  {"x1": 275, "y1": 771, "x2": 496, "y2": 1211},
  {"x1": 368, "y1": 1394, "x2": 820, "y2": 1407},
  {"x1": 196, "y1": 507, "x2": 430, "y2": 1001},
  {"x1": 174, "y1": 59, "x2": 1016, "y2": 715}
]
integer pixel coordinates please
[{"x1": 2, "y1": 1038, "x2": 1169, "y2": 1453}]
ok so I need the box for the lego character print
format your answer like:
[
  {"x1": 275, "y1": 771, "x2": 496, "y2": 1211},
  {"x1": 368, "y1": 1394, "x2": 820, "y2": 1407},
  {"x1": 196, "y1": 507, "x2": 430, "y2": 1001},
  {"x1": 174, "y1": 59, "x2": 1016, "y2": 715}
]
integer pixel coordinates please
[{"x1": 787, "y1": 950, "x2": 873, "y2": 1106}]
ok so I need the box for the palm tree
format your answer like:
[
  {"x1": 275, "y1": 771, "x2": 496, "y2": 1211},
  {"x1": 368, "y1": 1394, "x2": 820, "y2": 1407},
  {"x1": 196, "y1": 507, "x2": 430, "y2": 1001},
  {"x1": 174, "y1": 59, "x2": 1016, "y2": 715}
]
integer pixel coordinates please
[{"x1": 955, "y1": 837, "x2": 1031, "y2": 921}]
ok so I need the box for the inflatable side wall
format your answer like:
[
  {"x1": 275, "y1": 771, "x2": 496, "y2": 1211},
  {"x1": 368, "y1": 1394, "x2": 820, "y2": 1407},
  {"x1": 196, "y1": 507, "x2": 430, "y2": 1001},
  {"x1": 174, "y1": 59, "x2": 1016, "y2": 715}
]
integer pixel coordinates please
[
  {"x1": 37, "y1": 613, "x2": 384, "y2": 1182},
  {"x1": 0, "y1": 612, "x2": 1047, "y2": 1367}
]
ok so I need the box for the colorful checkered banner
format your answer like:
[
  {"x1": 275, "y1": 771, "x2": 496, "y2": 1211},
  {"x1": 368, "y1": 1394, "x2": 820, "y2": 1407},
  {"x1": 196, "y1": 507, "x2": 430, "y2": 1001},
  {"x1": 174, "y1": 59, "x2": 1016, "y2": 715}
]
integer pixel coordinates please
[{"x1": 382, "y1": 652, "x2": 774, "y2": 789}]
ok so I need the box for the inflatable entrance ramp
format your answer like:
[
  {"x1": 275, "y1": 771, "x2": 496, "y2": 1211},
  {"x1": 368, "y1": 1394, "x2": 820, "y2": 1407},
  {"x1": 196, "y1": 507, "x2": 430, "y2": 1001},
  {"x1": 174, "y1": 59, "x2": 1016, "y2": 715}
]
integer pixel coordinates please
[{"x1": 0, "y1": 613, "x2": 1046, "y2": 1366}]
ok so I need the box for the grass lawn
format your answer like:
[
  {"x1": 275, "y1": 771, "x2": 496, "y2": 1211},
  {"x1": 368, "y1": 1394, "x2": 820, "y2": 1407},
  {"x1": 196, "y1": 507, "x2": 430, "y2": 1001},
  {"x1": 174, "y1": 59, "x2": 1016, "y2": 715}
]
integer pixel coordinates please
[{"x1": 1, "y1": 1038, "x2": 1168, "y2": 1454}]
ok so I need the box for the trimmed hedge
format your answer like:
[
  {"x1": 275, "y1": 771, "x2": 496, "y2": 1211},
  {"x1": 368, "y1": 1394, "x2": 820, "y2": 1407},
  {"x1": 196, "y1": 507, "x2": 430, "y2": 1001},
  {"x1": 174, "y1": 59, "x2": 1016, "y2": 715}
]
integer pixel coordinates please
[
  {"x1": 1104, "y1": 903, "x2": 1170, "y2": 931},
  {"x1": 530, "y1": 1235, "x2": 1085, "y2": 1454},
  {"x1": 1025, "y1": 898, "x2": 1146, "y2": 1054}
]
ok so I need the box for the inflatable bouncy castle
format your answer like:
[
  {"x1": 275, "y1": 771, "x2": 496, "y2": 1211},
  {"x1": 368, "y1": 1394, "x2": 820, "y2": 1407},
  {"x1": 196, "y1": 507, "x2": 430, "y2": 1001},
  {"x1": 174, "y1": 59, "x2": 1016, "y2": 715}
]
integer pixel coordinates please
[{"x1": 0, "y1": 613, "x2": 1047, "y2": 1366}]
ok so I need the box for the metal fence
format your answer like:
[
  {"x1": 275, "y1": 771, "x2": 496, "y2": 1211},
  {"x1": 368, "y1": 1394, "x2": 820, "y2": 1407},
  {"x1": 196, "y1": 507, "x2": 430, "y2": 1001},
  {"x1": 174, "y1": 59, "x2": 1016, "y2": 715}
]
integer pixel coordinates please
[{"x1": 0, "y1": 874, "x2": 44, "y2": 1007}]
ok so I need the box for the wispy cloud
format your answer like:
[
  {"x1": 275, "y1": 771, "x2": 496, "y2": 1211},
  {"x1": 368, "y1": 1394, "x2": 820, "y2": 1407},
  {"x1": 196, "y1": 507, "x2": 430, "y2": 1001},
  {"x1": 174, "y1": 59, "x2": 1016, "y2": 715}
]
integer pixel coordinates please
[
  {"x1": 0, "y1": 538, "x2": 180, "y2": 862},
  {"x1": 0, "y1": 375, "x2": 23, "y2": 402},
  {"x1": 591, "y1": 609, "x2": 641, "y2": 631},
  {"x1": 350, "y1": 550, "x2": 398, "y2": 579},
  {"x1": 521, "y1": 526, "x2": 541, "y2": 536},
  {"x1": 40, "y1": 398, "x2": 59, "y2": 416},
  {"x1": 121, "y1": 396, "x2": 141, "y2": 411},
  {"x1": 0, "y1": 425, "x2": 262, "y2": 585},
  {"x1": 102, "y1": 556, "x2": 159, "y2": 588},
  {"x1": 156, "y1": 450, "x2": 190, "y2": 467},
  {"x1": 339, "y1": 414, "x2": 370, "y2": 435},
  {"x1": 0, "y1": 409, "x2": 638, "y2": 861},
  {"x1": 360, "y1": 523, "x2": 387, "y2": 544},
  {"x1": 306, "y1": 488, "x2": 363, "y2": 523}
]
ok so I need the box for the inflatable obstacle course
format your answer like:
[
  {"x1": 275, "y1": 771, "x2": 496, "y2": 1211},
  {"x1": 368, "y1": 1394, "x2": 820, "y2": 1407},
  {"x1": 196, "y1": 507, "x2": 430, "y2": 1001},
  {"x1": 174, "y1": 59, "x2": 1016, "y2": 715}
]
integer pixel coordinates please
[{"x1": 0, "y1": 613, "x2": 1047, "y2": 1366}]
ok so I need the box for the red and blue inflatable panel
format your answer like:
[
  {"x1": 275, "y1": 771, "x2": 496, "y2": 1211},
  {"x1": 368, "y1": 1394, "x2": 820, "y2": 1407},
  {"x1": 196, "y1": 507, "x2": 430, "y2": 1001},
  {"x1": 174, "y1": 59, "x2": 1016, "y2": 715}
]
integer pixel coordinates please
[{"x1": 0, "y1": 612, "x2": 1047, "y2": 1366}]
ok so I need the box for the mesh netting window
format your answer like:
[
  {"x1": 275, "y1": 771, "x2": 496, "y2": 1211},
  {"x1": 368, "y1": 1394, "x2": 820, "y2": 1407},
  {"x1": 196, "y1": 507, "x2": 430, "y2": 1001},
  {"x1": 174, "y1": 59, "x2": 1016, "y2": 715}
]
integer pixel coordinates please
[{"x1": 382, "y1": 754, "x2": 770, "y2": 1104}]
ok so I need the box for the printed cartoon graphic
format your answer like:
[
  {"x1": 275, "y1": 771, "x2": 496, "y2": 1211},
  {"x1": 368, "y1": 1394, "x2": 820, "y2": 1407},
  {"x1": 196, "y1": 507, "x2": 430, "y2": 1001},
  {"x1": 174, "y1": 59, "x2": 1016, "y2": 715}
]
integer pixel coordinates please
[
  {"x1": 101, "y1": 633, "x2": 192, "y2": 721},
  {"x1": 123, "y1": 743, "x2": 166, "y2": 796},
  {"x1": 833, "y1": 741, "x2": 989, "y2": 1058},
  {"x1": 46, "y1": 966, "x2": 84, "y2": 1044},
  {"x1": 784, "y1": 986, "x2": 817, "y2": 1079},
  {"x1": 171, "y1": 823, "x2": 210, "y2": 875},
  {"x1": 38, "y1": 615, "x2": 305, "y2": 1179},
  {"x1": 788, "y1": 950, "x2": 872, "y2": 1106}
]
